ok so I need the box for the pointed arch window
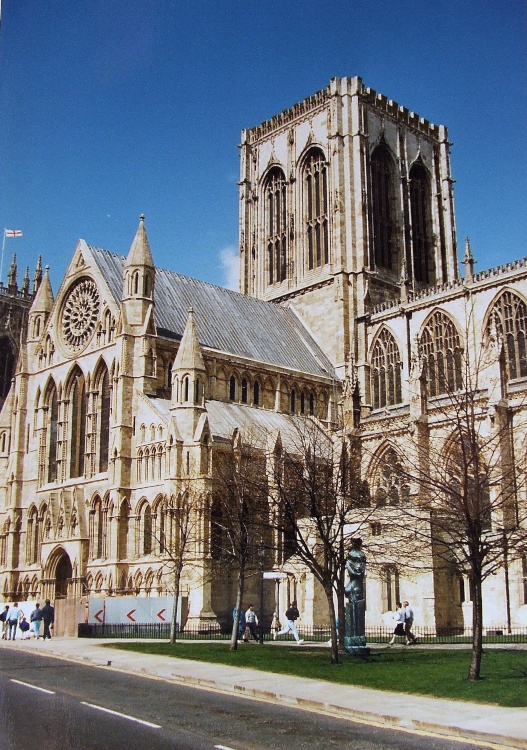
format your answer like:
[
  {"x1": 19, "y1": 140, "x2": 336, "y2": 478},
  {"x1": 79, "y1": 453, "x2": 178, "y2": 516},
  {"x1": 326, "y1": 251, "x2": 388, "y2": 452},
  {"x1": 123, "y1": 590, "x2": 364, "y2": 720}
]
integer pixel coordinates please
[
  {"x1": 253, "y1": 380, "x2": 260, "y2": 406},
  {"x1": 487, "y1": 291, "x2": 527, "y2": 382},
  {"x1": 410, "y1": 163, "x2": 434, "y2": 285},
  {"x1": 143, "y1": 504, "x2": 152, "y2": 555},
  {"x1": 371, "y1": 329, "x2": 403, "y2": 409},
  {"x1": 304, "y1": 148, "x2": 329, "y2": 270},
  {"x1": 265, "y1": 167, "x2": 288, "y2": 285},
  {"x1": 47, "y1": 386, "x2": 59, "y2": 483},
  {"x1": 229, "y1": 375, "x2": 236, "y2": 401},
  {"x1": 99, "y1": 370, "x2": 111, "y2": 472},
  {"x1": 241, "y1": 378, "x2": 248, "y2": 404},
  {"x1": 371, "y1": 448, "x2": 409, "y2": 507},
  {"x1": 90, "y1": 497, "x2": 105, "y2": 559},
  {"x1": 370, "y1": 144, "x2": 396, "y2": 272},
  {"x1": 26, "y1": 507, "x2": 41, "y2": 565},
  {"x1": 69, "y1": 368, "x2": 87, "y2": 478},
  {"x1": 419, "y1": 311, "x2": 463, "y2": 397}
]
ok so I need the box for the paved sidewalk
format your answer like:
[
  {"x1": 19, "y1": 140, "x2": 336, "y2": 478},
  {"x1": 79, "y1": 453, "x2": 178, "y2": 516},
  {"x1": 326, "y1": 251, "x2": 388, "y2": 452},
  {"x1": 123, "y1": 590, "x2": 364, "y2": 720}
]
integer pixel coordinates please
[{"x1": 1, "y1": 637, "x2": 526, "y2": 749}]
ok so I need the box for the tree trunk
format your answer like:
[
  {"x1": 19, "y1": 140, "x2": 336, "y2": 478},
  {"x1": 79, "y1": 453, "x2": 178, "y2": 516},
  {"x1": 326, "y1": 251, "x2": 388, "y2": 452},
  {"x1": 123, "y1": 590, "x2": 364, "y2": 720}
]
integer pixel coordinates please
[
  {"x1": 468, "y1": 569, "x2": 483, "y2": 680},
  {"x1": 230, "y1": 566, "x2": 245, "y2": 651},
  {"x1": 324, "y1": 583, "x2": 340, "y2": 664},
  {"x1": 170, "y1": 563, "x2": 182, "y2": 645}
]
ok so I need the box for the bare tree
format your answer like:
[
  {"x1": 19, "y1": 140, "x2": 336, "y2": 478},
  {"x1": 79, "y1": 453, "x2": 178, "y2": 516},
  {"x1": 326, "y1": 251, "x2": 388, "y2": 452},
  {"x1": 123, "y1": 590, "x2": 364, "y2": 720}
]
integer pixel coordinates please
[
  {"x1": 152, "y1": 490, "x2": 201, "y2": 644},
  {"x1": 211, "y1": 428, "x2": 270, "y2": 650},
  {"x1": 373, "y1": 305, "x2": 527, "y2": 680},
  {"x1": 268, "y1": 418, "x2": 371, "y2": 664}
]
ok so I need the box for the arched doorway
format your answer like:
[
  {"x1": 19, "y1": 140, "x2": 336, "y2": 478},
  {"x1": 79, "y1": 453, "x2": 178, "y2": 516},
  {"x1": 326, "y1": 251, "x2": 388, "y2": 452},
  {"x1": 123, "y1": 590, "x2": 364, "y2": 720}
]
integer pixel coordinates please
[{"x1": 55, "y1": 552, "x2": 73, "y2": 599}]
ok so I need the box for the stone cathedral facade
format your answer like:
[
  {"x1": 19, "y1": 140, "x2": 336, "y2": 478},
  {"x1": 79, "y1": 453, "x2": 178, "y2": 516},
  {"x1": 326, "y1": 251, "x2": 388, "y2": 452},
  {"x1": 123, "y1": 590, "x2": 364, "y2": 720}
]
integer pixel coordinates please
[{"x1": 1, "y1": 77, "x2": 526, "y2": 635}]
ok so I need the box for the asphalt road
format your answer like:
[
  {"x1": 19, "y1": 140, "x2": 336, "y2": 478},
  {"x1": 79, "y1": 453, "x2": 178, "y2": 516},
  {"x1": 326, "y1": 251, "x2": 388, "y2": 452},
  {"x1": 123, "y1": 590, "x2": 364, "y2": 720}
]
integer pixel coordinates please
[{"x1": 0, "y1": 649, "x2": 491, "y2": 750}]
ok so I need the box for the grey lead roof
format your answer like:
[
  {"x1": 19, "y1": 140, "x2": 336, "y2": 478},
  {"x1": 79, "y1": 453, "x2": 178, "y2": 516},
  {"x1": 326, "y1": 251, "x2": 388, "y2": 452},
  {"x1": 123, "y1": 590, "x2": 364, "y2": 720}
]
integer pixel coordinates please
[
  {"x1": 89, "y1": 245, "x2": 335, "y2": 378},
  {"x1": 151, "y1": 398, "x2": 330, "y2": 453}
]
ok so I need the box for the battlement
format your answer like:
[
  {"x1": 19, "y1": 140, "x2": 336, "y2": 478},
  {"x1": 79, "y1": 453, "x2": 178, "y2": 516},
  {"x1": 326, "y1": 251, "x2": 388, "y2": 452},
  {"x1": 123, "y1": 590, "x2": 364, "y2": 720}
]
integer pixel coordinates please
[{"x1": 242, "y1": 76, "x2": 447, "y2": 144}]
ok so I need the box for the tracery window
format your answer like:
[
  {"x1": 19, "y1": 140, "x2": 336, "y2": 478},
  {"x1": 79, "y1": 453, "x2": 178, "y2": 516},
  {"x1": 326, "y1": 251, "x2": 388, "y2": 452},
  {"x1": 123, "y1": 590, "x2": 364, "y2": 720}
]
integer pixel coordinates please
[
  {"x1": 487, "y1": 291, "x2": 527, "y2": 382},
  {"x1": 410, "y1": 163, "x2": 433, "y2": 285},
  {"x1": 89, "y1": 497, "x2": 105, "y2": 559},
  {"x1": 26, "y1": 506, "x2": 40, "y2": 565},
  {"x1": 265, "y1": 167, "x2": 288, "y2": 285},
  {"x1": 371, "y1": 328, "x2": 403, "y2": 409},
  {"x1": 372, "y1": 447, "x2": 409, "y2": 506},
  {"x1": 419, "y1": 311, "x2": 463, "y2": 397},
  {"x1": 97, "y1": 368, "x2": 111, "y2": 473},
  {"x1": 69, "y1": 367, "x2": 87, "y2": 478},
  {"x1": 370, "y1": 144, "x2": 396, "y2": 271},
  {"x1": 46, "y1": 384, "x2": 59, "y2": 483},
  {"x1": 304, "y1": 148, "x2": 329, "y2": 270},
  {"x1": 0, "y1": 337, "x2": 15, "y2": 400}
]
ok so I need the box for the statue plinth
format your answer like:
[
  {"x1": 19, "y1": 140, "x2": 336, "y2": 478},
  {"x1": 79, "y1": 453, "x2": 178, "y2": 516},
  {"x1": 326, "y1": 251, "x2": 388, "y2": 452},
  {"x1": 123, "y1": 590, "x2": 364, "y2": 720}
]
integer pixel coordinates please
[{"x1": 344, "y1": 538, "x2": 370, "y2": 656}]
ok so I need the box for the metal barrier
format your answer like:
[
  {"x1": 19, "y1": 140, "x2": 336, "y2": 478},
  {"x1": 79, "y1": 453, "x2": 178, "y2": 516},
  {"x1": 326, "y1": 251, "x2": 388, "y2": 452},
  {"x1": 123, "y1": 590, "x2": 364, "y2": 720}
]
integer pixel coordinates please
[{"x1": 78, "y1": 622, "x2": 527, "y2": 643}]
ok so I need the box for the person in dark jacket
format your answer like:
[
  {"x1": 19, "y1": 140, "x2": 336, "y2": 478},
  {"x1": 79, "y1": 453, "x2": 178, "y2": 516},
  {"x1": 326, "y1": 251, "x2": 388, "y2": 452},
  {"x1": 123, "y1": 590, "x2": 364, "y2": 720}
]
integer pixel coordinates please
[
  {"x1": 40, "y1": 599, "x2": 55, "y2": 640},
  {"x1": 274, "y1": 601, "x2": 304, "y2": 644}
]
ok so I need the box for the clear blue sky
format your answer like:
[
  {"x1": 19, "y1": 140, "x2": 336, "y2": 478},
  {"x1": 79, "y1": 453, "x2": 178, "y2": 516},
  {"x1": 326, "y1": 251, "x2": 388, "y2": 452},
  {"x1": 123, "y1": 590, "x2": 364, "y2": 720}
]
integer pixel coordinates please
[{"x1": 0, "y1": 0, "x2": 525, "y2": 293}]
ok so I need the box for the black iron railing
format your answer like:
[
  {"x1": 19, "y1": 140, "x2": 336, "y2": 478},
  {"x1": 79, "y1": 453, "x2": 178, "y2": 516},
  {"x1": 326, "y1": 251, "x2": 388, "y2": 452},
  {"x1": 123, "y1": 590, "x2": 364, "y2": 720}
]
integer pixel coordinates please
[{"x1": 78, "y1": 622, "x2": 527, "y2": 643}]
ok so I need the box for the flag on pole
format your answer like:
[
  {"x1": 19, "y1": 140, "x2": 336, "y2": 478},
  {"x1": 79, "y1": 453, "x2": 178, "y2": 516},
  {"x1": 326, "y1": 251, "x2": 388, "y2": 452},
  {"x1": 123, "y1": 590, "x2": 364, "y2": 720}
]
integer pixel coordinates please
[{"x1": 4, "y1": 229, "x2": 23, "y2": 237}]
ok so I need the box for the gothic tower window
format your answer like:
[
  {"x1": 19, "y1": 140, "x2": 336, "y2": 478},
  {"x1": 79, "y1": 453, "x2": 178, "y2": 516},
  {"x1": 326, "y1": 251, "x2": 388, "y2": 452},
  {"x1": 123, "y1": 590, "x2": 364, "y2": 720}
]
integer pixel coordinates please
[
  {"x1": 410, "y1": 163, "x2": 434, "y2": 285},
  {"x1": 419, "y1": 311, "x2": 463, "y2": 397},
  {"x1": 303, "y1": 148, "x2": 329, "y2": 270},
  {"x1": 0, "y1": 337, "x2": 15, "y2": 399},
  {"x1": 265, "y1": 167, "x2": 288, "y2": 285},
  {"x1": 487, "y1": 291, "x2": 527, "y2": 382},
  {"x1": 69, "y1": 367, "x2": 87, "y2": 478},
  {"x1": 371, "y1": 328, "x2": 403, "y2": 409},
  {"x1": 370, "y1": 144, "x2": 396, "y2": 272}
]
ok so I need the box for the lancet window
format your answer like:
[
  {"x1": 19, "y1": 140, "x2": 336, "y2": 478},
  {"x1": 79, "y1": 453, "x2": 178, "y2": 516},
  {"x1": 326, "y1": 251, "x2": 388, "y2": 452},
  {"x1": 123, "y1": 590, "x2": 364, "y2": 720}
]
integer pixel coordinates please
[
  {"x1": 303, "y1": 148, "x2": 329, "y2": 270},
  {"x1": 68, "y1": 367, "x2": 87, "y2": 478},
  {"x1": 265, "y1": 167, "x2": 288, "y2": 284},
  {"x1": 370, "y1": 144, "x2": 396, "y2": 272},
  {"x1": 410, "y1": 163, "x2": 433, "y2": 285}
]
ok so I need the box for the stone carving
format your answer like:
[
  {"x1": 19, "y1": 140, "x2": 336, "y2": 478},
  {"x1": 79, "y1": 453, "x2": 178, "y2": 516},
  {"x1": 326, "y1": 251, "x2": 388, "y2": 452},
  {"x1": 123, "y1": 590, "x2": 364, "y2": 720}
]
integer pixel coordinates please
[{"x1": 344, "y1": 538, "x2": 370, "y2": 655}]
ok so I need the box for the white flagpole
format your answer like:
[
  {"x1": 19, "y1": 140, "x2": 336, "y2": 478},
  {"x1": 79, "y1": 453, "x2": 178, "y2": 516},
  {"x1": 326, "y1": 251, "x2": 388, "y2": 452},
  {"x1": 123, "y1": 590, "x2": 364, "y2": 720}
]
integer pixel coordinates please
[{"x1": 0, "y1": 229, "x2": 5, "y2": 286}]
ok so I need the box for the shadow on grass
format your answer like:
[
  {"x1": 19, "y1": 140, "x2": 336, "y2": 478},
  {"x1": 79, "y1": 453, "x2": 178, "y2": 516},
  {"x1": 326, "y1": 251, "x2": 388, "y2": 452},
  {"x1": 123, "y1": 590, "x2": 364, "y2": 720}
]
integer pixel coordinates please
[{"x1": 103, "y1": 641, "x2": 527, "y2": 707}]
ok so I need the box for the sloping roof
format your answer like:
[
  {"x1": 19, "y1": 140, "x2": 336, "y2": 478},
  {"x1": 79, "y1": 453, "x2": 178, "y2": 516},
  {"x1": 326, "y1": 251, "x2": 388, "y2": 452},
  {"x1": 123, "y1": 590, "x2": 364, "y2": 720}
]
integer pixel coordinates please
[
  {"x1": 89, "y1": 245, "x2": 335, "y2": 378},
  {"x1": 151, "y1": 397, "x2": 329, "y2": 453}
]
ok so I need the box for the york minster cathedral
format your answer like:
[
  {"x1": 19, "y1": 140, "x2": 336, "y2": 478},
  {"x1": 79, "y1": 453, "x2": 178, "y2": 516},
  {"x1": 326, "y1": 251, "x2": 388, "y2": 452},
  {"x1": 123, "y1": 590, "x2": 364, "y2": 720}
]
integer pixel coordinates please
[{"x1": 1, "y1": 77, "x2": 526, "y2": 635}]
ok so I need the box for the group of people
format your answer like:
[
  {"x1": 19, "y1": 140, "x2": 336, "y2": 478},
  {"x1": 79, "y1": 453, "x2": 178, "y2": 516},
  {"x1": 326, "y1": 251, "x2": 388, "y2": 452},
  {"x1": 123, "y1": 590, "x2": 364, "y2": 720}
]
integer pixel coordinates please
[
  {"x1": 388, "y1": 600, "x2": 417, "y2": 646},
  {"x1": 233, "y1": 600, "x2": 305, "y2": 645},
  {"x1": 0, "y1": 600, "x2": 55, "y2": 641}
]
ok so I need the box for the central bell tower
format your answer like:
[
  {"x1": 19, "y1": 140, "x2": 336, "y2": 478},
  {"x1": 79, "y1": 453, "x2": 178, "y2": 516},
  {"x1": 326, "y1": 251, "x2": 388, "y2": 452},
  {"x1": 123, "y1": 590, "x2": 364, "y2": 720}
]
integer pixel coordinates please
[{"x1": 239, "y1": 76, "x2": 458, "y2": 374}]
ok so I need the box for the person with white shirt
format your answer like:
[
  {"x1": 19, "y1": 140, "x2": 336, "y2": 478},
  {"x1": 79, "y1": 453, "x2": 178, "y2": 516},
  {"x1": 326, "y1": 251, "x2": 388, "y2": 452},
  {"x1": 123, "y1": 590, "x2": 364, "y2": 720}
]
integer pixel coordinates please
[{"x1": 403, "y1": 600, "x2": 417, "y2": 644}]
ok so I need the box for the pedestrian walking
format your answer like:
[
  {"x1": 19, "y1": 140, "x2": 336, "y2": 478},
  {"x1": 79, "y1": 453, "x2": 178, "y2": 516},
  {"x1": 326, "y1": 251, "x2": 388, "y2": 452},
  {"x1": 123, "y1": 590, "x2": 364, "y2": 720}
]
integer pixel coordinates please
[
  {"x1": 30, "y1": 602, "x2": 43, "y2": 639},
  {"x1": 0, "y1": 605, "x2": 9, "y2": 639},
  {"x1": 19, "y1": 617, "x2": 31, "y2": 639},
  {"x1": 40, "y1": 599, "x2": 55, "y2": 640},
  {"x1": 403, "y1": 600, "x2": 417, "y2": 644},
  {"x1": 6, "y1": 602, "x2": 22, "y2": 640},
  {"x1": 274, "y1": 601, "x2": 304, "y2": 644},
  {"x1": 244, "y1": 605, "x2": 259, "y2": 642},
  {"x1": 388, "y1": 602, "x2": 406, "y2": 646}
]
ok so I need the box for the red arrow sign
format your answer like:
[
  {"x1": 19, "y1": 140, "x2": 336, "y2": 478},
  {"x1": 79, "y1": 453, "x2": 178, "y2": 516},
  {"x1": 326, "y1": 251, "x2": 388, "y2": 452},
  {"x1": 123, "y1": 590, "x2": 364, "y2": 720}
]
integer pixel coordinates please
[
  {"x1": 156, "y1": 609, "x2": 166, "y2": 621},
  {"x1": 126, "y1": 609, "x2": 136, "y2": 622},
  {"x1": 94, "y1": 609, "x2": 104, "y2": 623}
]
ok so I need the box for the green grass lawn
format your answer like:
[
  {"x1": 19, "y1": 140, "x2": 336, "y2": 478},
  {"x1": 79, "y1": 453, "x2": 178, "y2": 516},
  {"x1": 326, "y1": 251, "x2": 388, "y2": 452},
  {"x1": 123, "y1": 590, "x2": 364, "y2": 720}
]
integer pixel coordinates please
[{"x1": 104, "y1": 642, "x2": 527, "y2": 707}]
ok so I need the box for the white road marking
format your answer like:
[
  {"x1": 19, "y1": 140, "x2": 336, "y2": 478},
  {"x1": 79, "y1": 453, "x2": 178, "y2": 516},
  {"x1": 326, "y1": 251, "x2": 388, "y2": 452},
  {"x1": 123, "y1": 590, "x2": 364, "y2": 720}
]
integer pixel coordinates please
[
  {"x1": 10, "y1": 679, "x2": 55, "y2": 695},
  {"x1": 80, "y1": 701, "x2": 161, "y2": 728}
]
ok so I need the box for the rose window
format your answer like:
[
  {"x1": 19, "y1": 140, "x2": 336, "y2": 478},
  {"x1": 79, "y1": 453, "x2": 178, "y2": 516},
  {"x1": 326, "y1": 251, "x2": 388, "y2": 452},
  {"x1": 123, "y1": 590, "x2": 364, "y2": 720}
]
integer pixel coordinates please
[{"x1": 62, "y1": 279, "x2": 100, "y2": 352}]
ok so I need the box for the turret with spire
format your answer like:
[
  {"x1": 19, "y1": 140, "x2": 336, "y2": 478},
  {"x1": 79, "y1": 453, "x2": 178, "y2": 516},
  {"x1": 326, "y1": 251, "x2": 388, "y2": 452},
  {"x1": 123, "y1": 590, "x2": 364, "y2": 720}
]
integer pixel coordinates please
[
  {"x1": 27, "y1": 265, "x2": 54, "y2": 344},
  {"x1": 122, "y1": 214, "x2": 156, "y2": 329},
  {"x1": 33, "y1": 256, "x2": 43, "y2": 294},
  {"x1": 171, "y1": 308, "x2": 207, "y2": 437}
]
